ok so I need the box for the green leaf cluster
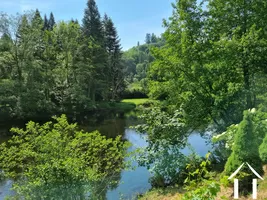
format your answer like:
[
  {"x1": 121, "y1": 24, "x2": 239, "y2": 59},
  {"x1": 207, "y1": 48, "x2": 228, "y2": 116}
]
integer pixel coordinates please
[
  {"x1": 223, "y1": 110, "x2": 263, "y2": 188},
  {"x1": 182, "y1": 153, "x2": 221, "y2": 200},
  {"x1": 0, "y1": 114, "x2": 130, "y2": 199}
]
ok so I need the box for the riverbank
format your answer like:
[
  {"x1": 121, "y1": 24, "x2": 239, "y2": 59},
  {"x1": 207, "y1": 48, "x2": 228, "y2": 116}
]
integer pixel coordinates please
[
  {"x1": 138, "y1": 166, "x2": 267, "y2": 200},
  {"x1": 0, "y1": 98, "x2": 154, "y2": 125}
]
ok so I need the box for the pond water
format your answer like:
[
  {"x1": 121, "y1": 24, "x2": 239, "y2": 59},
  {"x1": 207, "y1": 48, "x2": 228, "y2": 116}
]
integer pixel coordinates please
[{"x1": 0, "y1": 117, "x2": 211, "y2": 200}]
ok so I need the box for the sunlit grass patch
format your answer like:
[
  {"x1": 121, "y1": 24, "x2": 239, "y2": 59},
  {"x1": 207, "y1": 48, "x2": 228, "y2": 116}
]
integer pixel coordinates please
[{"x1": 121, "y1": 98, "x2": 154, "y2": 106}]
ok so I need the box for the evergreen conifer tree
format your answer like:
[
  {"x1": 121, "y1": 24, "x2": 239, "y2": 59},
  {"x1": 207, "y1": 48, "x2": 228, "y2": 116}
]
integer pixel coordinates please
[
  {"x1": 103, "y1": 14, "x2": 124, "y2": 100},
  {"x1": 82, "y1": 0, "x2": 104, "y2": 43},
  {"x1": 81, "y1": 0, "x2": 107, "y2": 102},
  {"x1": 224, "y1": 110, "x2": 263, "y2": 191},
  {"x1": 32, "y1": 9, "x2": 43, "y2": 29},
  {"x1": 145, "y1": 33, "x2": 151, "y2": 44},
  {"x1": 151, "y1": 33, "x2": 157, "y2": 43},
  {"x1": 43, "y1": 14, "x2": 49, "y2": 31},
  {"x1": 48, "y1": 12, "x2": 55, "y2": 31}
]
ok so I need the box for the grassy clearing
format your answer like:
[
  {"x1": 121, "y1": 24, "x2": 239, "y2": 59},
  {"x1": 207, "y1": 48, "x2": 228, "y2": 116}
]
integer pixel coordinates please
[{"x1": 121, "y1": 98, "x2": 153, "y2": 106}]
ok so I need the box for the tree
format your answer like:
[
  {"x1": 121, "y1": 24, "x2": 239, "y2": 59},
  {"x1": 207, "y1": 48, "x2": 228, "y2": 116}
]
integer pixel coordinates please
[
  {"x1": 145, "y1": 33, "x2": 151, "y2": 44},
  {"x1": 208, "y1": 0, "x2": 267, "y2": 110},
  {"x1": 148, "y1": 0, "x2": 267, "y2": 131},
  {"x1": 82, "y1": 0, "x2": 107, "y2": 102},
  {"x1": 52, "y1": 21, "x2": 85, "y2": 112},
  {"x1": 103, "y1": 14, "x2": 125, "y2": 101},
  {"x1": 43, "y1": 14, "x2": 49, "y2": 30},
  {"x1": 48, "y1": 12, "x2": 55, "y2": 31},
  {"x1": 134, "y1": 107, "x2": 203, "y2": 186},
  {"x1": 32, "y1": 9, "x2": 43, "y2": 29},
  {"x1": 223, "y1": 110, "x2": 263, "y2": 190},
  {"x1": 149, "y1": 0, "x2": 218, "y2": 129},
  {"x1": 151, "y1": 33, "x2": 157, "y2": 43},
  {"x1": 82, "y1": 0, "x2": 103, "y2": 42}
]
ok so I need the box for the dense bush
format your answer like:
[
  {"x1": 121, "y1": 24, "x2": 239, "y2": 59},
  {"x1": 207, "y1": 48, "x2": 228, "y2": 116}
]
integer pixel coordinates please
[
  {"x1": 223, "y1": 110, "x2": 263, "y2": 191},
  {"x1": 182, "y1": 153, "x2": 221, "y2": 200},
  {"x1": 0, "y1": 115, "x2": 130, "y2": 199}
]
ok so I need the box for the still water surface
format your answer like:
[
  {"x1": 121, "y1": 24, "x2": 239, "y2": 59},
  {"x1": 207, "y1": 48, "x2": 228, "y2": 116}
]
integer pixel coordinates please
[{"x1": 0, "y1": 118, "x2": 211, "y2": 200}]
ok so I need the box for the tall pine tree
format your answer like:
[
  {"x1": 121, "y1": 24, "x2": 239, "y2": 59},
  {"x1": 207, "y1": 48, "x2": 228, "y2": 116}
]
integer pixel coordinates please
[
  {"x1": 103, "y1": 14, "x2": 124, "y2": 101},
  {"x1": 82, "y1": 0, "x2": 103, "y2": 43},
  {"x1": 48, "y1": 12, "x2": 55, "y2": 31},
  {"x1": 32, "y1": 9, "x2": 43, "y2": 29},
  {"x1": 43, "y1": 14, "x2": 49, "y2": 31},
  {"x1": 82, "y1": 0, "x2": 107, "y2": 102}
]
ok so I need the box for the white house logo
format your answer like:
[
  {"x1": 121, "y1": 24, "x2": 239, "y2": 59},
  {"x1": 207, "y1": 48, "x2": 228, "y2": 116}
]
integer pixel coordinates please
[{"x1": 228, "y1": 162, "x2": 263, "y2": 199}]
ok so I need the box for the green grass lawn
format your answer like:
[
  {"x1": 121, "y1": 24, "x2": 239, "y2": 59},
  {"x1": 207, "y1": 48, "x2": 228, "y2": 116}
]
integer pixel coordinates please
[{"x1": 121, "y1": 98, "x2": 152, "y2": 106}]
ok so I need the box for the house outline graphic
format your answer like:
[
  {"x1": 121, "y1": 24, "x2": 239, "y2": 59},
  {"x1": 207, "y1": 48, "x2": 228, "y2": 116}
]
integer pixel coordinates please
[{"x1": 228, "y1": 162, "x2": 264, "y2": 199}]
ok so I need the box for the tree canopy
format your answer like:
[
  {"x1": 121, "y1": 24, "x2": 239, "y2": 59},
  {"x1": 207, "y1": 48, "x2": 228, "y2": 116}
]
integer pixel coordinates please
[{"x1": 148, "y1": 0, "x2": 267, "y2": 130}]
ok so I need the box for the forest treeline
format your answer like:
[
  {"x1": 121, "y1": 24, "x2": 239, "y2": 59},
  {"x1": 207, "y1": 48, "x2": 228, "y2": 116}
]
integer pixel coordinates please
[{"x1": 0, "y1": 0, "x2": 126, "y2": 121}]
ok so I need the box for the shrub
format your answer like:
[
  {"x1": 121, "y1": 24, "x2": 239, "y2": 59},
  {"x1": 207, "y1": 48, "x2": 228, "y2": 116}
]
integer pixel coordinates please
[
  {"x1": 0, "y1": 114, "x2": 130, "y2": 199},
  {"x1": 182, "y1": 153, "x2": 221, "y2": 200},
  {"x1": 223, "y1": 110, "x2": 263, "y2": 191}
]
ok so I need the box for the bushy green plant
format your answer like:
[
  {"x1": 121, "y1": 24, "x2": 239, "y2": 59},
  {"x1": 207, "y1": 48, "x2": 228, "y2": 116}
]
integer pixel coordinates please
[
  {"x1": 224, "y1": 110, "x2": 263, "y2": 174},
  {"x1": 182, "y1": 153, "x2": 221, "y2": 200},
  {"x1": 223, "y1": 110, "x2": 263, "y2": 192},
  {"x1": 0, "y1": 114, "x2": 130, "y2": 199}
]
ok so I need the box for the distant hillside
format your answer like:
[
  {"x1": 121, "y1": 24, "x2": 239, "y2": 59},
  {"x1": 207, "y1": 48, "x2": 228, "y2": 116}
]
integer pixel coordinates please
[{"x1": 122, "y1": 33, "x2": 165, "y2": 98}]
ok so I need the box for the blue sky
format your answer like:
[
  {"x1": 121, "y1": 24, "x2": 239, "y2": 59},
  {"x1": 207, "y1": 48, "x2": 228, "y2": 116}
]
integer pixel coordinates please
[{"x1": 1, "y1": 0, "x2": 174, "y2": 50}]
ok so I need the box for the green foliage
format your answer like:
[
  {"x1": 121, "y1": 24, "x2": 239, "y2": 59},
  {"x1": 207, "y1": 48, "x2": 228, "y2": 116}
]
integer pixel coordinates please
[
  {"x1": 134, "y1": 107, "x2": 192, "y2": 186},
  {"x1": 259, "y1": 133, "x2": 267, "y2": 164},
  {"x1": 213, "y1": 108, "x2": 267, "y2": 150},
  {"x1": 103, "y1": 14, "x2": 125, "y2": 101},
  {"x1": 0, "y1": 1, "x2": 126, "y2": 121},
  {"x1": 182, "y1": 153, "x2": 221, "y2": 200},
  {"x1": 223, "y1": 110, "x2": 263, "y2": 191},
  {"x1": 122, "y1": 34, "x2": 165, "y2": 97},
  {"x1": 148, "y1": 0, "x2": 267, "y2": 132},
  {"x1": 0, "y1": 114, "x2": 130, "y2": 199}
]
